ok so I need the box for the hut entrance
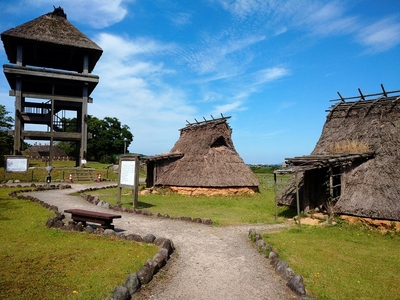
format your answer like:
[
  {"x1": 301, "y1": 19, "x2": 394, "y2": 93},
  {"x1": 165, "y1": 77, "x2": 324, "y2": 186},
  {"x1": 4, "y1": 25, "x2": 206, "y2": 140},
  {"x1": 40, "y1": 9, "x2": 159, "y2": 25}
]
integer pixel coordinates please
[
  {"x1": 282, "y1": 152, "x2": 374, "y2": 218},
  {"x1": 303, "y1": 166, "x2": 342, "y2": 213},
  {"x1": 303, "y1": 168, "x2": 328, "y2": 212},
  {"x1": 330, "y1": 166, "x2": 342, "y2": 202}
]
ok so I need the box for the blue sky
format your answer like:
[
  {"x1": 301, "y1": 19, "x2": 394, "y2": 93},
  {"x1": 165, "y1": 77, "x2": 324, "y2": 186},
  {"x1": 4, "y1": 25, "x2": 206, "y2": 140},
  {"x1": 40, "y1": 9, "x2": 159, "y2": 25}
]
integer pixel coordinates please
[{"x1": 1, "y1": 0, "x2": 399, "y2": 164}]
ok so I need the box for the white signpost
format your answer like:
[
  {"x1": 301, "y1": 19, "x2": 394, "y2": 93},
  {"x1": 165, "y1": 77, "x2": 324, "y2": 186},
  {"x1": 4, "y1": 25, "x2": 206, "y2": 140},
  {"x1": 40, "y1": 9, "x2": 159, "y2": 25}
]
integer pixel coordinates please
[
  {"x1": 117, "y1": 155, "x2": 140, "y2": 208},
  {"x1": 6, "y1": 156, "x2": 29, "y2": 172}
]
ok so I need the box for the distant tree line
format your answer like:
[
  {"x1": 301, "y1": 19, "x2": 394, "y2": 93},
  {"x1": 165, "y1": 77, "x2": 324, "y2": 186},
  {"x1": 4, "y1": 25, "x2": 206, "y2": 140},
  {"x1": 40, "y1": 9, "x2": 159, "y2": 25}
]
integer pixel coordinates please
[
  {"x1": 0, "y1": 105, "x2": 13, "y2": 167},
  {"x1": 57, "y1": 115, "x2": 134, "y2": 164},
  {"x1": 250, "y1": 165, "x2": 281, "y2": 174}
]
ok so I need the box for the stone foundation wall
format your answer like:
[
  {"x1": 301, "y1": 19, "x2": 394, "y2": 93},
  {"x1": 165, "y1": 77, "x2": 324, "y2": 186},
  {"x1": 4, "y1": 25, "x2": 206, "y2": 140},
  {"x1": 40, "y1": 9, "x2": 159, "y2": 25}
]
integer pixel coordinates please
[{"x1": 167, "y1": 186, "x2": 258, "y2": 196}]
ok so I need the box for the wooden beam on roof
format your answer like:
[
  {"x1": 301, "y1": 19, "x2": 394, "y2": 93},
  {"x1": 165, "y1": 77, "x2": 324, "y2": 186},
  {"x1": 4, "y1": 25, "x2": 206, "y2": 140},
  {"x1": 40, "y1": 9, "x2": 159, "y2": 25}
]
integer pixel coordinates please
[
  {"x1": 182, "y1": 114, "x2": 231, "y2": 129},
  {"x1": 381, "y1": 84, "x2": 388, "y2": 97},
  {"x1": 337, "y1": 92, "x2": 345, "y2": 102},
  {"x1": 363, "y1": 96, "x2": 384, "y2": 118},
  {"x1": 358, "y1": 88, "x2": 365, "y2": 100}
]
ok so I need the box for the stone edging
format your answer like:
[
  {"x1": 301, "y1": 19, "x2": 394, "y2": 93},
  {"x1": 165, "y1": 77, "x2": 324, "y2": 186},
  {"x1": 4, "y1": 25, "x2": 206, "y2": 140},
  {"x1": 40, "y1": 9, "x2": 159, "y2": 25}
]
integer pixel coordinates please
[
  {"x1": 248, "y1": 229, "x2": 315, "y2": 300},
  {"x1": 7, "y1": 184, "x2": 175, "y2": 300},
  {"x1": 78, "y1": 185, "x2": 213, "y2": 225}
]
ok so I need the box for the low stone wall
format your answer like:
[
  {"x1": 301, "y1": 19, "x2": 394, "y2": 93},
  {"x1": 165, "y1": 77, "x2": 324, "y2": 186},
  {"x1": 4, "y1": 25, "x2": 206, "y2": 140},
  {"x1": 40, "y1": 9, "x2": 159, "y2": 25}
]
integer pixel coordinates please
[
  {"x1": 168, "y1": 186, "x2": 258, "y2": 196},
  {"x1": 7, "y1": 184, "x2": 175, "y2": 300},
  {"x1": 248, "y1": 229, "x2": 315, "y2": 300}
]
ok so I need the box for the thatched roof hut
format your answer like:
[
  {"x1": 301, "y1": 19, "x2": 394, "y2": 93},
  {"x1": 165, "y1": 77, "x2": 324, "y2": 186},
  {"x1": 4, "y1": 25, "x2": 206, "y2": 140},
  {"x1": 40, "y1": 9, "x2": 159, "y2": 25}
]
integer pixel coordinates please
[
  {"x1": 144, "y1": 116, "x2": 259, "y2": 195},
  {"x1": 1, "y1": 6, "x2": 102, "y2": 73},
  {"x1": 278, "y1": 87, "x2": 400, "y2": 221},
  {"x1": 24, "y1": 144, "x2": 68, "y2": 158}
]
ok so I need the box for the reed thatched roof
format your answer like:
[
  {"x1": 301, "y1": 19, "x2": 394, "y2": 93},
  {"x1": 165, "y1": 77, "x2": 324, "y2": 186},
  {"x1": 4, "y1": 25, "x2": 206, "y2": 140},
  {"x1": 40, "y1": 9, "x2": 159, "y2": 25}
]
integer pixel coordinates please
[
  {"x1": 148, "y1": 117, "x2": 259, "y2": 188},
  {"x1": 1, "y1": 7, "x2": 102, "y2": 73},
  {"x1": 24, "y1": 144, "x2": 68, "y2": 157},
  {"x1": 279, "y1": 90, "x2": 400, "y2": 221}
]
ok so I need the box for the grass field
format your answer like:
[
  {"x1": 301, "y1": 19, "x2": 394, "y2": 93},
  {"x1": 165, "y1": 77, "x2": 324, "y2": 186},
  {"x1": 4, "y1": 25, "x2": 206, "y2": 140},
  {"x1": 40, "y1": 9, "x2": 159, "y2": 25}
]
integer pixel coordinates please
[
  {"x1": 2, "y1": 164, "x2": 400, "y2": 299},
  {"x1": 85, "y1": 173, "x2": 295, "y2": 226},
  {"x1": 0, "y1": 187, "x2": 158, "y2": 300},
  {"x1": 86, "y1": 176, "x2": 400, "y2": 300},
  {"x1": 263, "y1": 224, "x2": 400, "y2": 300}
]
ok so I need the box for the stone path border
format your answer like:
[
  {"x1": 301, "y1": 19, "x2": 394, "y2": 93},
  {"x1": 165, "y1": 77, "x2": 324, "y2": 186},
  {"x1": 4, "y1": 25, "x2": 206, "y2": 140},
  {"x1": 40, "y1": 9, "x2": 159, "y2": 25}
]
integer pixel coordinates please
[
  {"x1": 7, "y1": 182, "x2": 304, "y2": 299},
  {"x1": 8, "y1": 184, "x2": 174, "y2": 300}
]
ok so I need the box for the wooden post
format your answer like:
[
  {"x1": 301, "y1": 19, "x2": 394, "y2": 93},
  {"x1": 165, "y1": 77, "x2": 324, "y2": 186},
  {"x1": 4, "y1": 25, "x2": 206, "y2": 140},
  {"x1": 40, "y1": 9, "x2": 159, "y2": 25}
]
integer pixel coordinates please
[
  {"x1": 83, "y1": 54, "x2": 89, "y2": 75},
  {"x1": 80, "y1": 83, "x2": 88, "y2": 166},
  {"x1": 14, "y1": 77, "x2": 22, "y2": 155},
  {"x1": 274, "y1": 172, "x2": 277, "y2": 222},
  {"x1": 295, "y1": 171, "x2": 301, "y2": 227},
  {"x1": 14, "y1": 45, "x2": 23, "y2": 155},
  {"x1": 116, "y1": 186, "x2": 121, "y2": 205},
  {"x1": 49, "y1": 84, "x2": 55, "y2": 167},
  {"x1": 133, "y1": 159, "x2": 139, "y2": 208}
]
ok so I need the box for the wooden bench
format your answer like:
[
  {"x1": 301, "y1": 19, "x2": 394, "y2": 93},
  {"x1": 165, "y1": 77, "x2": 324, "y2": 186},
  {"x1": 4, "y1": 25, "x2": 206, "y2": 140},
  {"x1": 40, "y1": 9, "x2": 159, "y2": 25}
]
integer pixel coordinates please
[{"x1": 64, "y1": 209, "x2": 122, "y2": 229}]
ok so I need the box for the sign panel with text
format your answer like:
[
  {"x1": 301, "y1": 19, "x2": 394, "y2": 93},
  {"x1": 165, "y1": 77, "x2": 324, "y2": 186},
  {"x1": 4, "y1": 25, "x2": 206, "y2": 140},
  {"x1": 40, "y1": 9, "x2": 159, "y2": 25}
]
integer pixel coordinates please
[
  {"x1": 6, "y1": 156, "x2": 29, "y2": 173},
  {"x1": 117, "y1": 155, "x2": 140, "y2": 207}
]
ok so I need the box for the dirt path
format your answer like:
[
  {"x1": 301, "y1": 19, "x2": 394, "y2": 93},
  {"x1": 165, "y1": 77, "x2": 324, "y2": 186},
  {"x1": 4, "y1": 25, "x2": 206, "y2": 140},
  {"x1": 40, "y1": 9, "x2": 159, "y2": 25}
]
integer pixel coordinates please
[{"x1": 24, "y1": 183, "x2": 298, "y2": 300}]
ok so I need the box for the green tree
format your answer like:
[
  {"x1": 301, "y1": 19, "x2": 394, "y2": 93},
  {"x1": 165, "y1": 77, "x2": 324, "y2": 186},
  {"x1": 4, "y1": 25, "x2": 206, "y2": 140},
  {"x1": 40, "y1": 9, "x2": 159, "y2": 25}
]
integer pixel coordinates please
[
  {"x1": 87, "y1": 116, "x2": 133, "y2": 163},
  {"x1": 56, "y1": 115, "x2": 133, "y2": 163},
  {"x1": 0, "y1": 105, "x2": 14, "y2": 166}
]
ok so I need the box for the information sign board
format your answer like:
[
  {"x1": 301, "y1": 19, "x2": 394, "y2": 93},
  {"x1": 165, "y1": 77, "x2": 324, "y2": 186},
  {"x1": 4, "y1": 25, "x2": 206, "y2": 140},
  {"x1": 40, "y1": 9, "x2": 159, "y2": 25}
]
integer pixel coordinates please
[
  {"x1": 117, "y1": 155, "x2": 140, "y2": 208},
  {"x1": 6, "y1": 156, "x2": 29, "y2": 173},
  {"x1": 120, "y1": 160, "x2": 136, "y2": 187}
]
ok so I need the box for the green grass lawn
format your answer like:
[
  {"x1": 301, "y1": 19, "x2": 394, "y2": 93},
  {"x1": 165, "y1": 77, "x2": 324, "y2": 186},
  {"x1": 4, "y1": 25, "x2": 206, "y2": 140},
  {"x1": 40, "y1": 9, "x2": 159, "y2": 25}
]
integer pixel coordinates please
[
  {"x1": 0, "y1": 188, "x2": 158, "y2": 300},
  {"x1": 263, "y1": 224, "x2": 400, "y2": 300},
  {"x1": 2, "y1": 169, "x2": 399, "y2": 300},
  {"x1": 86, "y1": 175, "x2": 295, "y2": 226}
]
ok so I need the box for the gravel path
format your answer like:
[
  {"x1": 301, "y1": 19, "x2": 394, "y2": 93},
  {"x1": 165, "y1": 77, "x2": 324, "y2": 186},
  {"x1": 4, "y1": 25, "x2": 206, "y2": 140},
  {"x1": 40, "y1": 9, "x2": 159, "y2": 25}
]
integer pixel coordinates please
[{"x1": 24, "y1": 183, "x2": 298, "y2": 300}]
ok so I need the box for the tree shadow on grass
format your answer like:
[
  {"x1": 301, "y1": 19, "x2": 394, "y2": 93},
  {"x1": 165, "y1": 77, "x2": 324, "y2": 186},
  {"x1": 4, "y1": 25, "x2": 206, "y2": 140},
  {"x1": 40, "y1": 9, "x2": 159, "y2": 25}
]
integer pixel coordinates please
[
  {"x1": 278, "y1": 206, "x2": 297, "y2": 218},
  {"x1": 119, "y1": 200, "x2": 155, "y2": 209},
  {"x1": 137, "y1": 201, "x2": 155, "y2": 209},
  {"x1": 0, "y1": 200, "x2": 19, "y2": 220}
]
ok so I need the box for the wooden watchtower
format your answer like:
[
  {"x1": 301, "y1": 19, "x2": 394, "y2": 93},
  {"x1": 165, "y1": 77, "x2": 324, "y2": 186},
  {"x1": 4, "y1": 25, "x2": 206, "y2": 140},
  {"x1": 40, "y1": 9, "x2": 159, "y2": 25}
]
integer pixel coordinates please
[{"x1": 1, "y1": 7, "x2": 102, "y2": 166}]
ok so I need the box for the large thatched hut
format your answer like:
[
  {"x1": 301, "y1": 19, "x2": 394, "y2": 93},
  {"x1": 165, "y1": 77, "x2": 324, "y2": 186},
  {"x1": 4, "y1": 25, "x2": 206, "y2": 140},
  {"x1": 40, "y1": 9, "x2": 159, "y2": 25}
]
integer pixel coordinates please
[
  {"x1": 144, "y1": 116, "x2": 259, "y2": 195},
  {"x1": 278, "y1": 87, "x2": 400, "y2": 221}
]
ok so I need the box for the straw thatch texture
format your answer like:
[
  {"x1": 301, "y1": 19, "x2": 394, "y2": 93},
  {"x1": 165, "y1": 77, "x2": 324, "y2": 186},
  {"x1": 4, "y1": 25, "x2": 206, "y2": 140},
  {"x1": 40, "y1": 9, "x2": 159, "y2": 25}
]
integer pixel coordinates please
[
  {"x1": 149, "y1": 118, "x2": 259, "y2": 193},
  {"x1": 317, "y1": 97, "x2": 400, "y2": 221},
  {"x1": 24, "y1": 144, "x2": 68, "y2": 158},
  {"x1": 279, "y1": 95, "x2": 400, "y2": 221},
  {"x1": 1, "y1": 7, "x2": 102, "y2": 72}
]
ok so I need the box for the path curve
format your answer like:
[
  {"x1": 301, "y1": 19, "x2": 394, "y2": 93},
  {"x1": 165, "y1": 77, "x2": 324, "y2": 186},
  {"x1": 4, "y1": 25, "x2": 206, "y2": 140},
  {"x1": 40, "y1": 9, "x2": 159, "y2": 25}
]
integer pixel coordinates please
[{"x1": 24, "y1": 183, "x2": 298, "y2": 300}]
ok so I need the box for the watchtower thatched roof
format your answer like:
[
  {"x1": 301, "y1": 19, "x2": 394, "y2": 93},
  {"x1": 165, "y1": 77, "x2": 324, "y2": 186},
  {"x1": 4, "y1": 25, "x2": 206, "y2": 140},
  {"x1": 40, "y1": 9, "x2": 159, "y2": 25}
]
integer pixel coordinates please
[
  {"x1": 278, "y1": 86, "x2": 400, "y2": 221},
  {"x1": 1, "y1": 6, "x2": 102, "y2": 73},
  {"x1": 145, "y1": 116, "x2": 259, "y2": 194}
]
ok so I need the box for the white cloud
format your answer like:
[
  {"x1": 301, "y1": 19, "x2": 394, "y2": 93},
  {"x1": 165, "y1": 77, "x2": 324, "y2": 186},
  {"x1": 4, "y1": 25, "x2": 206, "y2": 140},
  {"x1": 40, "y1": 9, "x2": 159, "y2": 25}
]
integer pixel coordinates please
[
  {"x1": 215, "y1": 0, "x2": 271, "y2": 19},
  {"x1": 212, "y1": 100, "x2": 246, "y2": 115},
  {"x1": 356, "y1": 17, "x2": 400, "y2": 54},
  {"x1": 65, "y1": 0, "x2": 130, "y2": 28},
  {"x1": 303, "y1": 1, "x2": 358, "y2": 35},
  {"x1": 90, "y1": 32, "x2": 196, "y2": 154},
  {"x1": 253, "y1": 67, "x2": 290, "y2": 85},
  {"x1": 169, "y1": 12, "x2": 193, "y2": 27},
  {"x1": 13, "y1": 0, "x2": 130, "y2": 28},
  {"x1": 96, "y1": 33, "x2": 176, "y2": 60},
  {"x1": 183, "y1": 34, "x2": 264, "y2": 75}
]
